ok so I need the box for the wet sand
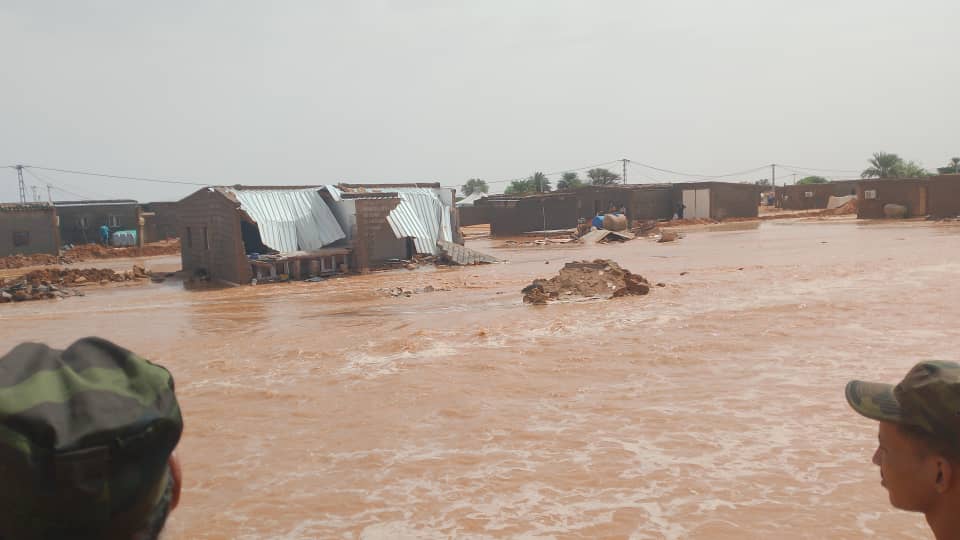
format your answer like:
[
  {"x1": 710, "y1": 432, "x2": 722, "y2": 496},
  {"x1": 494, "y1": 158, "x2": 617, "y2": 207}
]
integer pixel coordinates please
[{"x1": 2, "y1": 218, "x2": 958, "y2": 539}]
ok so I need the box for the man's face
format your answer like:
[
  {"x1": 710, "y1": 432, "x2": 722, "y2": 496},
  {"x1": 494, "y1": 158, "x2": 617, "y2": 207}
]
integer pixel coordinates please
[{"x1": 873, "y1": 421, "x2": 939, "y2": 511}]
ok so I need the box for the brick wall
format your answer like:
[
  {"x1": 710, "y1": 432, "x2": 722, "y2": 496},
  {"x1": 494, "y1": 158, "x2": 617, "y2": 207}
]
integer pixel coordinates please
[
  {"x1": 354, "y1": 198, "x2": 401, "y2": 272},
  {"x1": 142, "y1": 202, "x2": 180, "y2": 242},
  {"x1": 0, "y1": 209, "x2": 59, "y2": 256},
  {"x1": 926, "y1": 175, "x2": 960, "y2": 218},
  {"x1": 177, "y1": 189, "x2": 251, "y2": 284},
  {"x1": 56, "y1": 204, "x2": 139, "y2": 245},
  {"x1": 857, "y1": 179, "x2": 927, "y2": 219}
]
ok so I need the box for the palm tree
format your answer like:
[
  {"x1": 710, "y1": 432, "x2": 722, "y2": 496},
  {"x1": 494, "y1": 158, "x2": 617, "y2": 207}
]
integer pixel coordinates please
[
  {"x1": 504, "y1": 179, "x2": 533, "y2": 195},
  {"x1": 861, "y1": 152, "x2": 903, "y2": 179}
]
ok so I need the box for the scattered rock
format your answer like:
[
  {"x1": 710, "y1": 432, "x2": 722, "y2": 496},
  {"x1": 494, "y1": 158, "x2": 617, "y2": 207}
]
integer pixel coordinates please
[
  {"x1": 656, "y1": 282, "x2": 666, "y2": 287},
  {"x1": 658, "y1": 230, "x2": 679, "y2": 243}
]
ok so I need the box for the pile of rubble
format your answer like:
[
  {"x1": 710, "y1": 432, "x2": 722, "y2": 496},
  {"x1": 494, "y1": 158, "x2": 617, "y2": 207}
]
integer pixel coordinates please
[
  {"x1": 0, "y1": 265, "x2": 150, "y2": 303},
  {"x1": 0, "y1": 253, "x2": 73, "y2": 270},
  {"x1": 522, "y1": 259, "x2": 652, "y2": 304},
  {"x1": 379, "y1": 284, "x2": 451, "y2": 298}
]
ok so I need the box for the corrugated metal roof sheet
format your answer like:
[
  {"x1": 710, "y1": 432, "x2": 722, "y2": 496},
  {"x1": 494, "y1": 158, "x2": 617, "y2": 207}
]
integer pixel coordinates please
[
  {"x1": 384, "y1": 188, "x2": 453, "y2": 255},
  {"x1": 224, "y1": 188, "x2": 346, "y2": 253}
]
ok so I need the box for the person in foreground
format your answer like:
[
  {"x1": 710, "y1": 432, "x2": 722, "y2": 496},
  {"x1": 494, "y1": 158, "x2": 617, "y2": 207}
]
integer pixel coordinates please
[
  {"x1": 846, "y1": 361, "x2": 960, "y2": 540},
  {"x1": 0, "y1": 337, "x2": 183, "y2": 540}
]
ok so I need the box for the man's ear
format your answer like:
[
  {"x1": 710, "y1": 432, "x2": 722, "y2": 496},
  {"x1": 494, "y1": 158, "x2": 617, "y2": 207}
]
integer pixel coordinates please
[
  {"x1": 934, "y1": 458, "x2": 953, "y2": 494},
  {"x1": 169, "y1": 453, "x2": 182, "y2": 510}
]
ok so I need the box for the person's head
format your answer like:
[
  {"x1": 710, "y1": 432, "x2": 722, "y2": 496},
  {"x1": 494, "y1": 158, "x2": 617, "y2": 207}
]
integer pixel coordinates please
[
  {"x1": 0, "y1": 337, "x2": 183, "y2": 540},
  {"x1": 846, "y1": 361, "x2": 960, "y2": 514}
]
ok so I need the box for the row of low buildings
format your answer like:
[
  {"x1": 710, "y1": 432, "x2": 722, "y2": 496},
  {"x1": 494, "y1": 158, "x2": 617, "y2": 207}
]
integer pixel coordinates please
[
  {"x1": 461, "y1": 181, "x2": 762, "y2": 236},
  {"x1": 775, "y1": 174, "x2": 960, "y2": 219},
  {"x1": 0, "y1": 200, "x2": 180, "y2": 257}
]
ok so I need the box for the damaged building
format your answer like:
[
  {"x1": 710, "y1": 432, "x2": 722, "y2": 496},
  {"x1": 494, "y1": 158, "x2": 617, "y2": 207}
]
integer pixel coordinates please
[{"x1": 176, "y1": 183, "x2": 459, "y2": 284}]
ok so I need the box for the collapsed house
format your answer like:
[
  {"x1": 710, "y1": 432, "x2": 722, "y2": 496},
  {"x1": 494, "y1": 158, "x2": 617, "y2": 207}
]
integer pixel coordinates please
[{"x1": 176, "y1": 183, "x2": 460, "y2": 284}]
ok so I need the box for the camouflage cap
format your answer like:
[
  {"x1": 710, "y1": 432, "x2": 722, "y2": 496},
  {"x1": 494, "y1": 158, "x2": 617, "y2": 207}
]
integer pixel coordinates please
[
  {"x1": 0, "y1": 337, "x2": 182, "y2": 537},
  {"x1": 846, "y1": 361, "x2": 960, "y2": 441}
]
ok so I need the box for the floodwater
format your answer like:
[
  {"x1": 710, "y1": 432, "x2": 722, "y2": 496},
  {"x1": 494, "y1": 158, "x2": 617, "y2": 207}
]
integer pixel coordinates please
[{"x1": 2, "y1": 218, "x2": 959, "y2": 539}]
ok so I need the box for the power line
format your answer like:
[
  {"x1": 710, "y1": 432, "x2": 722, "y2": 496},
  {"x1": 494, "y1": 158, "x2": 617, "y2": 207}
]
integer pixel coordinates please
[
  {"x1": 21, "y1": 167, "x2": 96, "y2": 201},
  {"x1": 628, "y1": 160, "x2": 770, "y2": 181},
  {"x1": 16, "y1": 165, "x2": 209, "y2": 187},
  {"x1": 776, "y1": 163, "x2": 861, "y2": 174}
]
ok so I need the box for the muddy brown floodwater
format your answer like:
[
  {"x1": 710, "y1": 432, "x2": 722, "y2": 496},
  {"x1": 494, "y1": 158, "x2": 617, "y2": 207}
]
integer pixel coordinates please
[{"x1": 2, "y1": 218, "x2": 959, "y2": 539}]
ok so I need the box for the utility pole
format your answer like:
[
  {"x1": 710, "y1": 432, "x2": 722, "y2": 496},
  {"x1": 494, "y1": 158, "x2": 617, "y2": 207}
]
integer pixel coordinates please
[
  {"x1": 771, "y1": 164, "x2": 776, "y2": 188},
  {"x1": 31, "y1": 186, "x2": 39, "y2": 202},
  {"x1": 622, "y1": 158, "x2": 628, "y2": 184},
  {"x1": 792, "y1": 173, "x2": 797, "y2": 185},
  {"x1": 46, "y1": 184, "x2": 52, "y2": 203},
  {"x1": 16, "y1": 165, "x2": 26, "y2": 204}
]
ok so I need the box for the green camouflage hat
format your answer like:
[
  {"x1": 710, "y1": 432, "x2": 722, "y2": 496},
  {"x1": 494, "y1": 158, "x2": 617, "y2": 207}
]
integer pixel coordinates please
[
  {"x1": 0, "y1": 337, "x2": 182, "y2": 537},
  {"x1": 846, "y1": 361, "x2": 960, "y2": 440}
]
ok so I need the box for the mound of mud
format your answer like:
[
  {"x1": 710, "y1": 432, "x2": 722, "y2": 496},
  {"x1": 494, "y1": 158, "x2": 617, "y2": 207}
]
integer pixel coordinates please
[{"x1": 522, "y1": 259, "x2": 651, "y2": 304}]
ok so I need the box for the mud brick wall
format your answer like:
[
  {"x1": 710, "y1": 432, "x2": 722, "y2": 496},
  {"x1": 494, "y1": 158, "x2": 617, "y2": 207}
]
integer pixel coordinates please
[
  {"x1": 459, "y1": 205, "x2": 490, "y2": 226},
  {"x1": 354, "y1": 198, "x2": 401, "y2": 272},
  {"x1": 177, "y1": 190, "x2": 251, "y2": 284},
  {"x1": 926, "y1": 175, "x2": 960, "y2": 218},
  {"x1": 857, "y1": 179, "x2": 927, "y2": 219},
  {"x1": 142, "y1": 202, "x2": 180, "y2": 242},
  {"x1": 0, "y1": 208, "x2": 60, "y2": 256},
  {"x1": 777, "y1": 181, "x2": 859, "y2": 210},
  {"x1": 55, "y1": 203, "x2": 139, "y2": 245}
]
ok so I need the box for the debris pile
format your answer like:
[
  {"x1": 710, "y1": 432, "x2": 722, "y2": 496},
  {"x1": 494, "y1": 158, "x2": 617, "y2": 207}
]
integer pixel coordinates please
[
  {"x1": 0, "y1": 253, "x2": 69, "y2": 270},
  {"x1": 379, "y1": 284, "x2": 450, "y2": 297},
  {"x1": 65, "y1": 239, "x2": 180, "y2": 259},
  {"x1": 0, "y1": 240, "x2": 181, "y2": 270},
  {"x1": 0, "y1": 265, "x2": 150, "y2": 303},
  {"x1": 522, "y1": 259, "x2": 651, "y2": 304}
]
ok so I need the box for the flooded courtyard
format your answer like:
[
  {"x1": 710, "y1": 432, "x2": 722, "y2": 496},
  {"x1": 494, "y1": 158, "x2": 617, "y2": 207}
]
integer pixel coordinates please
[{"x1": 1, "y1": 218, "x2": 958, "y2": 539}]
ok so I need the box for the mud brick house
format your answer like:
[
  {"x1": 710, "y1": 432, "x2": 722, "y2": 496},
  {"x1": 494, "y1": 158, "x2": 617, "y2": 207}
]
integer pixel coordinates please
[
  {"x1": 673, "y1": 182, "x2": 761, "y2": 220},
  {"x1": 484, "y1": 184, "x2": 675, "y2": 236},
  {"x1": 857, "y1": 175, "x2": 960, "y2": 219},
  {"x1": 141, "y1": 201, "x2": 180, "y2": 242},
  {"x1": 776, "y1": 180, "x2": 859, "y2": 210},
  {"x1": 54, "y1": 199, "x2": 139, "y2": 245},
  {"x1": 0, "y1": 203, "x2": 60, "y2": 257},
  {"x1": 177, "y1": 183, "x2": 459, "y2": 284}
]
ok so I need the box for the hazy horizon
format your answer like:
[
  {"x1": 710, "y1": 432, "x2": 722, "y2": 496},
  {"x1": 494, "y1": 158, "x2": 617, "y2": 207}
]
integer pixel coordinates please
[{"x1": 2, "y1": 0, "x2": 957, "y2": 202}]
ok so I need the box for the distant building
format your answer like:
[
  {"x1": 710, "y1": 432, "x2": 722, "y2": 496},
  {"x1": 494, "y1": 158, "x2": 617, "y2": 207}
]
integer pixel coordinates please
[
  {"x1": 141, "y1": 201, "x2": 180, "y2": 242},
  {"x1": 482, "y1": 182, "x2": 760, "y2": 237},
  {"x1": 176, "y1": 183, "x2": 459, "y2": 284},
  {"x1": 0, "y1": 203, "x2": 60, "y2": 257},
  {"x1": 54, "y1": 199, "x2": 139, "y2": 245},
  {"x1": 856, "y1": 174, "x2": 960, "y2": 219},
  {"x1": 776, "y1": 181, "x2": 859, "y2": 210}
]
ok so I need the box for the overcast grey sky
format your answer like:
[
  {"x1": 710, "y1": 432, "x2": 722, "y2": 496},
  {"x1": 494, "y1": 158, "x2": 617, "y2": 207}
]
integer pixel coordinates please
[{"x1": 2, "y1": 0, "x2": 957, "y2": 202}]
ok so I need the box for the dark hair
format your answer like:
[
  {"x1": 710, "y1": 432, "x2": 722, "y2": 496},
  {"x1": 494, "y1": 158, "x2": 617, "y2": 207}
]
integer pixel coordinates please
[{"x1": 898, "y1": 423, "x2": 960, "y2": 462}]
